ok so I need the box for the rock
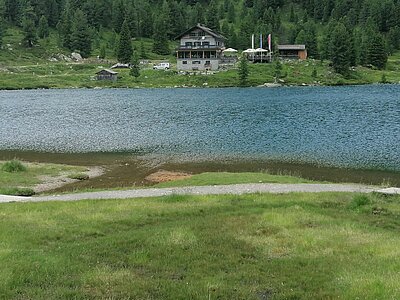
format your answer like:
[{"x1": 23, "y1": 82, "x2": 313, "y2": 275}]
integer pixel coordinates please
[
  {"x1": 375, "y1": 188, "x2": 400, "y2": 195},
  {"x1": 71, "y1": 52, "x2": 83, "y2": 61},
  {"x1": 260, "y1": 83, "x2": 282, "y2": 88}
]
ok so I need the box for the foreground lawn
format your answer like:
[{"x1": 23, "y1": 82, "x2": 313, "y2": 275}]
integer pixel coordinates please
[
  {"x1": 155, "y1": 171, "x2": 317, "y2": 188},
  {"x1": 1, "y1": 192, "x2": 400, "y2": 299}
]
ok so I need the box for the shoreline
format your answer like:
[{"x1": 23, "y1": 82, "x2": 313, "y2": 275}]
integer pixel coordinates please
[
  {"x1": 0, "y1": 81, "x2": 396, "y2": 91},
  {"x1": 1, "y1": 151, "x2": 399, "y2": 193}
]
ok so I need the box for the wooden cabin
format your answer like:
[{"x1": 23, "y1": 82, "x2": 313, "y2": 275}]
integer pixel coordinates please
[
  {"x1": 96, "y1": 69, "x2": 118, "y2": 81},
  {"x1": 175, "y1": 24, "x2": 226, "y2": 71},
  {"x1": 277, "y1": 45, "x2": 308, "y2": 60}
]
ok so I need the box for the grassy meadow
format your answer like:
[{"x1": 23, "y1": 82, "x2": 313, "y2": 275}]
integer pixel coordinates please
[{"x1": 1, "y1": 192, "x2": 400, "y2": 299}]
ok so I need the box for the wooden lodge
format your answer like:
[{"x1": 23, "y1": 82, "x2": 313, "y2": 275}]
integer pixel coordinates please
[
  {"x1": 96, "y1": 69, "x2": 118, "y2": 81},
  {"x1": 277, "y1": 45, "x2": 308, "y2": 60},
  {"x1": 175, "y1": 24, "x2": 226, "y2": 71}
]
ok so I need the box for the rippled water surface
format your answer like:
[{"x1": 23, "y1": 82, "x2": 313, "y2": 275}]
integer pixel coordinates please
[{"x1": 1, "y1": 86, "x2": 399, "y2": 170}]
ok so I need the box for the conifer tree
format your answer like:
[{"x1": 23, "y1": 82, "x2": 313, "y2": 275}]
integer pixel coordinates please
[
  {"x1": 38, "y1": 15, "x2": 49, "y2": 39},
  {"x1": 140, "y1": 40, "x2": 147, "y2": 59},
  {"x1": 21, "y1": 2, "x2": 37, "y2": 47},
  {"x1": 130, "y1": 51, "x2": 140, "y2": 80},
  {"x1": 330, "y1": 22, "x2": 351, "y2": 75},
  {"x1": 99, "y1": 44, "x2": 106, "y2": 59},
  {"x1": 238, "y1": 54, "x2": 249, "y2": 86},
  {"x1": 57, "y1": 1, "x2": 73, "y2": 49},
  {"x1": 117, "y1": 20, "x2": 133, "y2": 63},
  {"x1": 366, "y1": 32, "x2": 388, "y2": 69},
  {"x1": 71, "y1": 10, "x2": 92, "y2": 57},
  {"x1": 152, "y1": 14, "x2": 169, "y2": 55}
]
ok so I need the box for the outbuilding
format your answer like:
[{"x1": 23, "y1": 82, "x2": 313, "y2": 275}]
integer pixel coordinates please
[
  {"x1": 96, "y1": 69, "x2": 118, "y2": 81},
  {"x1": 277, "y1": 45, "x2": 308, "y2": 60}
]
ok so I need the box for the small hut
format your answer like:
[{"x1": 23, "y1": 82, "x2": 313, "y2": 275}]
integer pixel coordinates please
[
  {"x1": 277, "y1": 45, "x2": 308, "y2": 60},
  {"x1": 96, "y1": 69, "x2": 118, "y2": 81}
]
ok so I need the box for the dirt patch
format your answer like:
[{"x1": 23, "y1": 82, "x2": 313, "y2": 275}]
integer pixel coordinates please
[
  {"x1": 34, "y1": 166, "x2": 105, "y2": 193},
  {"x1": 145, "y1": 170, "x2": 192, "y2": 184}
]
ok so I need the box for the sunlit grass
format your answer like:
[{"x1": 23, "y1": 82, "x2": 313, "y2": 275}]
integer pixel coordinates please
[
  {"x1": 155, "y1": 171, "x2": 318, "y2": 188},
  {"x1": 1, "y1": 192, "x2": 400, "y2": 298}
]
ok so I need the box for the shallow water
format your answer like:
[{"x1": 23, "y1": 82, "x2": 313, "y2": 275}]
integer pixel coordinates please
[{"x1": 1, "y1": 85, "x2": 399, "y2": 171}]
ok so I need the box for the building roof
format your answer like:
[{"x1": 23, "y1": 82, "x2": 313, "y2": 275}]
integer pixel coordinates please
[
  {"x1": 96, "y1": 69, "x2": 118, "y2": 75},
  {"x1": 277, "y1": 45, "x2": 306, "y2": 50},
  {"x1": 175, "y1": 24, "x2": 226, "y2": 40}
]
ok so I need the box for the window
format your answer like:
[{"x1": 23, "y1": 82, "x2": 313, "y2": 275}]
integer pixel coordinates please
[
  {"x1": 185, "y1": 42, "x2": 192, "y2": 48},
  {"x1": 198, "y1": 31, "x2": 205, "y2": 36},
  {"x1": 205, "y1": 61, "x2": 211, "y2": 65},
  {"x1": 189, "y1": 32, "x2": 196, "y2": 37},
  {"x1": 183, "y1": 61, "x2": 188, "y2": 65},
  {"x1": 202, "y1": 42, "x2": 210, "y2": 47},
  {"x1": 192, "y1": 61, "x2": 201, "y2": 64},
  {"x1": 194, "y1": 42, "x2": 201, "y2": 48}
]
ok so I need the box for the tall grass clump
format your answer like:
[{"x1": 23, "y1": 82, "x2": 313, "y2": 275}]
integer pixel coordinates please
[
  {"x1": 1, "y1": 160, "x2": 27, "y2": 173},
  {"x1": 349, "y1": 194, "x2": 371, "y2": 209}
]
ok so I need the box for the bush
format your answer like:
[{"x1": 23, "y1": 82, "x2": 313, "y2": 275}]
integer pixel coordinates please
[
  {"x1": 1, "y1": 160, "x2": 27, "y2": 173},
  {"x1": 68, "y1": 173, "x2": 89, "y2": 181},
  {"x1": 350, "y1": 194, "x2": 371, "y2": 209},
  {"x1": 2, "y1": 188, "x2": 35, "y2": 197}
]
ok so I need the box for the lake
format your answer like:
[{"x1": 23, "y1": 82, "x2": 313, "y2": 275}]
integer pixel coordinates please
[{"x1": 1, "y1": 85, "x2": 399, "y2": 171}]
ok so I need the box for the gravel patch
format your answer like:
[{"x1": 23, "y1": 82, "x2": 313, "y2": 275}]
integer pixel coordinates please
[{"x1": 0, "y1": 183, "x2": 377, "y2": 204}]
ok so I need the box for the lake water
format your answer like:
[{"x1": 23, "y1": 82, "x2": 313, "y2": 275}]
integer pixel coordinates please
[{"x1": 1, "y1": 86, "x2": 399, "y2": 171}]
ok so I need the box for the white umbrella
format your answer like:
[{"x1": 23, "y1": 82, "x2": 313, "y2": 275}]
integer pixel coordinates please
[
  {"x1": 255, "y1": 48, "x2": 269, "y2": 52},
  {"x1": 223, "y1": 48, "x2": 238, "y2": 53},
  {"x1": 243, "y1": 48, "x2": 256, "y2": 53}
]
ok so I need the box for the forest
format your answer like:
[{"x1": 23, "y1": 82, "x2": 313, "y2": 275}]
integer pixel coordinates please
[{"x1": 0, "y1": 0, "x2": 399, "y2": 74}]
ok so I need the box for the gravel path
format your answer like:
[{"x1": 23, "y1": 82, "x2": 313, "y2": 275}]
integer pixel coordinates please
[{"x1": 0, "y1": 183, "x2": 378, "y2": 204}]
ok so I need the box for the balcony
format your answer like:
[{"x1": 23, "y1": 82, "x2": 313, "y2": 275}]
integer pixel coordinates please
[{"x1": 177, "y1": 45, "x2": 222, "y2": 50}]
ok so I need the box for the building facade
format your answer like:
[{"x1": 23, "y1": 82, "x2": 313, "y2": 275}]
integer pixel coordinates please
[
  {"x1": 277, "y1": 45, "x2": 308, "y2": 60},
  {"x1": 176, "y1": 24, "x2": 226, "y2": 71}
]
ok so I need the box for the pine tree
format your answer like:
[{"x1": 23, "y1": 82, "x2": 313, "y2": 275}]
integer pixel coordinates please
[
  {"x1": 330, "y1": 22, "x2": 351, "y2": 75},
  {"x1": 37, "y1": 15, "x2": 49, "y2": 39},
  {"x1": 152, "y1": 13, "x2": 169, "y2": 55},
  {"x1": 274, "y1": 59, "x2": 282, "y2": 81},
  {"x1": 238, "y1": 54, "x2": 249, "y2": 86},
  {"x1": 366, "y1": 32, "x2": 387, "y2": 69},
  {"x1": 71, "y1": 10, "x2": 92, "y2": 58},
  {"x1": 130, "y1": 51, "x2": 141, "y2": 80},
  {"x1": 117, "y1": 20, "x2": 133, "y2": 63},
  {"x1": 21, "y1": 1, "x2": 37, "y2": 47},
  {"x1": 140, "y1": 40, "x2": 147, "y2": 59},
  {"x1": 57, "y1": 1, "x2": 73, "y2": 49},
  {"x1": 99, "y1": 44, "x2": 106, "y2": 59}
]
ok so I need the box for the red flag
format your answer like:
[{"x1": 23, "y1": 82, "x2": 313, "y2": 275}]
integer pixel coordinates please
[{"x1": 268, "y1": 34, "x2": 272, "y2": 51}]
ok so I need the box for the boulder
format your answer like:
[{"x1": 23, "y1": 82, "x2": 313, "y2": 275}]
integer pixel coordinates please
[{"x1": 71, "y1": 52, "x2": 83, "y2": 61}]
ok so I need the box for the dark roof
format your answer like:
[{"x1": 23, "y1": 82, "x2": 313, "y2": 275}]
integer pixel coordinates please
[
  {"x1": 277, "y1": 45, "x2": 306, "y2": 50},
  {"x1": 175, "y1": 24, "x2": 226, "y2": 40},
  {"x1": 96, "y1": 69, "x2": 118, "y2": 75}
]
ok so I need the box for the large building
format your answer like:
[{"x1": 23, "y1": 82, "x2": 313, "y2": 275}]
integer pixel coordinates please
[{"x1": 175, "y1": 24, "x2": 226, "y2": 71}]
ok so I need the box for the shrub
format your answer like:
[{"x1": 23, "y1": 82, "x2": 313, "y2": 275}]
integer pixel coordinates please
[
  {"x1": 2, "y1": 188, "x2": 35, "y2": 197},
  {"x1": 350, "y1": 194, "x2": 371, "y2": 209},
  {"x1": 68, "y1": 173, "x2": 89, "y2": 181},
  {"x1": 1, "y1": 160, "x2": 27, "y2": 173}
]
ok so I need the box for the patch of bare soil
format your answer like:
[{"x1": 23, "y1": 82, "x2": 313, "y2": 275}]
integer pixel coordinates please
[
  {"x1": 34, "y1": 166, "x2": 104, "y2": 193},
  {"x1": 145, "y1": 170, "x2": 192, "y2": 184}
]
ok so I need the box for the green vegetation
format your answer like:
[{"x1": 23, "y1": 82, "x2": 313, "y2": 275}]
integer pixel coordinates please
[
  {"x1": 1, "y1": 192, "x2": 400, "y2": 298},
  {"x1": 0, "y1": 0, "x2": 399, "y2": 87},
  {"x1": 1, "y1": 160, "x2": 26, "y2": 173},
  {"x1": 155, "y1": 171, "x2": 317, "y2": 188},
  {"x1": 68, "y1": 173, "x2": 90, "y2": 181},
  {"x1": 0, "y1": 161, "x2": 86, "y2": 196}
]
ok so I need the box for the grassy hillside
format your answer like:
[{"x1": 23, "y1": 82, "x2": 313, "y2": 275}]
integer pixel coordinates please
[
  {"x1": 1, "y1": 192, "x2": 400, "y2": 299},
  {"x1": 0, "y1": 27, "x2": 399, "y2": 89}
]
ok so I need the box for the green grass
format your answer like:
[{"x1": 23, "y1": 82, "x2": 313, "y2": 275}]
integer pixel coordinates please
[
  {"x1": 1, "y1": 192, "x2": 400, "y2": 298},
  {"x1": 155, "y1": 171, "x2": 317, "y2": 188},
  {"x1": 0, "y1": 161, "x2": 86, "y2": 195}
]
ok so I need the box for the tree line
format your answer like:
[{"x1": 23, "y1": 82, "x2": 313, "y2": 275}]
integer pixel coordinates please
[{"x1": 0, "y1": 0, "x2": 399, "y2": 74}]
